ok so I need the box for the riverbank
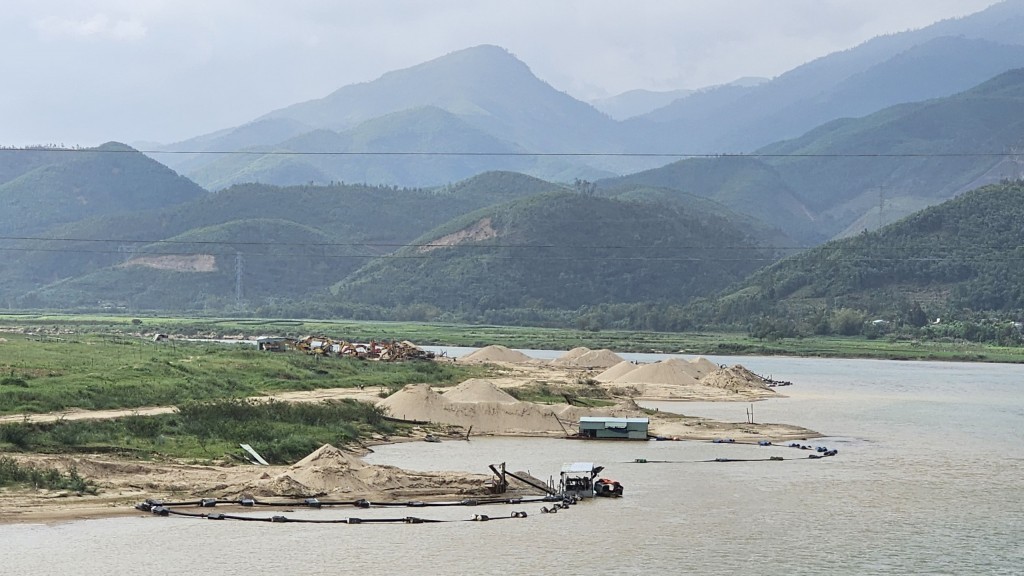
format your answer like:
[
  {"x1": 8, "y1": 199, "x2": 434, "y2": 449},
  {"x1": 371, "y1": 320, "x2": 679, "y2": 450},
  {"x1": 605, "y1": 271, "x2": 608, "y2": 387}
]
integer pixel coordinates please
[{"x1": 0, "y1": 335, "x2": 819, "y2": 524}]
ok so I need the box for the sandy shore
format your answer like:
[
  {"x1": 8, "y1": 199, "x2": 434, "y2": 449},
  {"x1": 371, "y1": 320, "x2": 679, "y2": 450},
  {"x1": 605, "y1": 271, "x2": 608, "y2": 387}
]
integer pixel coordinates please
[{"x1": 1, "y1": 350, "x2": 817, "y2": 524}]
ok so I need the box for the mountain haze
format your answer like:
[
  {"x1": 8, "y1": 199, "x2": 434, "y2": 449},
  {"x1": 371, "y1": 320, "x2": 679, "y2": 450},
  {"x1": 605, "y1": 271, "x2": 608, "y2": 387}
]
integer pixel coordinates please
[
  {"x1": 604, "y1": 68, "x2": 1024, "y2": 243},
  {"x1": 628, "y1": 0, "x2": 1024, "y2": 153},
  {"x1": 157, "y1": 45, "x2": 628, "y2": 187}
]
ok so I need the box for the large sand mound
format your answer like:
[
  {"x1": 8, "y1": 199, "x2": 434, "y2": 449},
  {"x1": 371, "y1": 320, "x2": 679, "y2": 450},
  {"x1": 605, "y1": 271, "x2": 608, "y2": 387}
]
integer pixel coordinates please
[
  {"x1": 247, "y1": 444, "x2": 498, "y2": 498},
  {"x1": 552, "y1": 348, "x2": 624, "y2": 369},
  {"x1": 252, "y1": 444, "x2": 389, "y2": 496},
  {"x1": 460, "y1": 345, "x2": 533, "y2": 363},
  {"x1": 443, "y1": 379, "x2": 519, "y2": 404},
  {"x1": 700, "y1": 366, "x2": 773, "y2": 392},
  {"x1": 690, "y1": 356, "x2": 721, "y2": 377},
  {"x1": 612, "y1": 358, "x2": 702, "y2": 385},
  {"x1": 553, "y1": 347, "x2": 591, "y2": 362},
  {"x1": 610, "y1": 357, "x2": 725, "y2": 385},
  {"x1": 595, "y1": 360, "x2": 639, "y2": 382},
  {"x1": 379, "y1": 383, "x2": 450, "y2": 422},
  {"x1": 376, "y1": 383, "x2": 647, "y2": 434}
]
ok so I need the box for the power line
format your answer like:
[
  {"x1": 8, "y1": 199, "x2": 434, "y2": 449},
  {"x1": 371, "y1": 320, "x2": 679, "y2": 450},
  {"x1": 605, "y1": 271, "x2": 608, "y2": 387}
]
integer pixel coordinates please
[
  {"x1": 0, "y1": 242, "x2": 1019, "y2": 264},
  {"x1": 1, "y1": 146, "x2": 1023, "y2": 159},
  {"x1": 2, "y1": 234, "x2": 1018, "y2": 253},
  {"x1": 0, "y1": 234, "x2": 803, "y2": 251}
]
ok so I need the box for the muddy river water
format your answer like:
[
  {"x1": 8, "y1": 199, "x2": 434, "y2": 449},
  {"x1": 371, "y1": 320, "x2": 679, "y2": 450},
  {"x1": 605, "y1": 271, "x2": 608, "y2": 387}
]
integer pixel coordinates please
[{"x1": 3, "y1": 354, "x2": 1022, "y2": 575}]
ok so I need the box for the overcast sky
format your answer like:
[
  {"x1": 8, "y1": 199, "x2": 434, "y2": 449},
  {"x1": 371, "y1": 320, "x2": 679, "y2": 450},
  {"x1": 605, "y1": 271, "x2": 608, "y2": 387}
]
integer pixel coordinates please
[{"x1": 0, "y1": 0, "x2": 1001, "y2": 146}]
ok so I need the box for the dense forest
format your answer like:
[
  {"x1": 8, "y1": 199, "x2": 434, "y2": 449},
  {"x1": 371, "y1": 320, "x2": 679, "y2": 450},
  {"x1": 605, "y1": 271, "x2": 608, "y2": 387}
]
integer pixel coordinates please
[{"x1": 684, "y1": 180, "x2": 1024, "y2": 344}]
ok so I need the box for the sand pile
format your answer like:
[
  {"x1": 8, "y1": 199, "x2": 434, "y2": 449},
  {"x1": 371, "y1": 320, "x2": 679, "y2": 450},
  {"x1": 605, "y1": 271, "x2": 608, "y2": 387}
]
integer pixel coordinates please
[
  {"x1": 612, "y1": 358, "x2": 703, "y2": 386},
  {"x1": 599, "y1": 358, "x2": 777, "y2": 401},
  {"x1": 460, "y1": 345, "x2": 533, "y2": 363},
  {"x1": 443, "y1": 379, "x2": 519, "y2": 404},
  {"x1": 689, "y1": 356, "x2": 721, "y2": 377},
  {"x1": 376, "y1": 383, "x2": 647, "y2": 434},
  {"x1": 552, "y1": 347, "x2": 624, "y2": 369},
  {"x1": 247, "y1": 444, "x2": 498, "y2": 498},
  {"x1": 251, "y1": 444, "x2": 376, "y2": 496},
  {"x1": 595, "y1": 360, "x2": 639, "y2": 382},
  {"x1": 443, "y1": 401, "x2": 568, "y2": 433},
  {"x1": 379, "y1": 383, "x2": 450, "y2": 422},
  {"x1": 700, "y1": 365, "x2": 773, "y2": 392},
  {"x1": 553, "y1": 347, "x2": 591, "y2": 363},
  {"x1": 553, "y1": 399, "x2": 647, "y2": 423}
]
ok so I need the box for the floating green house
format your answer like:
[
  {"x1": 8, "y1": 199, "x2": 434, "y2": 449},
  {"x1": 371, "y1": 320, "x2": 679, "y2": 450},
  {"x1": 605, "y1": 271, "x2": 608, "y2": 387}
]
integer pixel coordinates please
[{"x1": 578, "y1": 416, "x2": 649, "y2": 440}]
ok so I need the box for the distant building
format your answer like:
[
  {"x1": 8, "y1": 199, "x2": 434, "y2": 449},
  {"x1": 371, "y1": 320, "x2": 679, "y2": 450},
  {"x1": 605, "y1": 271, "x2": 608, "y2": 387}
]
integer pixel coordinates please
[{"x1": 578, "y1": 416, "x2": 649, "y2": 440}]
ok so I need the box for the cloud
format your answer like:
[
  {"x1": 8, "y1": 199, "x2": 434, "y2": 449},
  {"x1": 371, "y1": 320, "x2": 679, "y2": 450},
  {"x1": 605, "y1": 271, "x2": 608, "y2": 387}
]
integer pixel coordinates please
[{"x1": 35, "y1": 13, "x2": 147, "y2": 41}]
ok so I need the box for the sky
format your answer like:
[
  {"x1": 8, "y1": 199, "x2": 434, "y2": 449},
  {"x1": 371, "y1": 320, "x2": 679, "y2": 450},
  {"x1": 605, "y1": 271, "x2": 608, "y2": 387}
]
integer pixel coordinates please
[{"x1": 0, "y1": 0, "x2": 1002, "y2": 147}]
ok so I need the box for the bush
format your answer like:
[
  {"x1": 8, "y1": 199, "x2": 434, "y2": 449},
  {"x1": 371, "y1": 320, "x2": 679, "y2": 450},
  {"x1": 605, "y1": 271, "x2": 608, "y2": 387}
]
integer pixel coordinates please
[{"x1": 0, "y1": 456, "x2": 96, "y2": 493}]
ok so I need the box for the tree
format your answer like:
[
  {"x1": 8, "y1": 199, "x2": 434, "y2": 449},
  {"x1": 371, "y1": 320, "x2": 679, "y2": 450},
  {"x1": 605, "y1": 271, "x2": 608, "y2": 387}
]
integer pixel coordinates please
[{"x1": 907, "y1": 302, "x2": 929, "y2": 328}]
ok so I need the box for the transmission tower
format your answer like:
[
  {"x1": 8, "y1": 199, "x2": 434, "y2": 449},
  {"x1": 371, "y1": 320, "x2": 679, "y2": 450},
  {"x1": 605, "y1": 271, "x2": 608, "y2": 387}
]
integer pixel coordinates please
[
  {"x1": 876, "y1": 186, "x2": 886, "y2": 230},
  {"x1": 235, "y1": 252, "x2": 244, "y2": 306},
  {"x1": 1010, "y1": 147, "x2": 1024, "y2": 180},
  {"x1": 118, "y1": 243, "x2": 136, "y2": 263}
]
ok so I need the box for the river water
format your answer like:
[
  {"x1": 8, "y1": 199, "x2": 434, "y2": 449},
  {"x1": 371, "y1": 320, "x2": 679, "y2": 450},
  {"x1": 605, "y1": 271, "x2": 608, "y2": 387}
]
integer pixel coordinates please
[{"x1": 2, "y1": 354, "x2": 1022, "y2": 575}]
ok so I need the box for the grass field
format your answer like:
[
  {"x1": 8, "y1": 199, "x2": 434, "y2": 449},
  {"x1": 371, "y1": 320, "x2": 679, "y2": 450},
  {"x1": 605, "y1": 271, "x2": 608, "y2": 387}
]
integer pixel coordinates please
[{"x1": 3, "y1": 313, "x2": 1021, "y2": 362}]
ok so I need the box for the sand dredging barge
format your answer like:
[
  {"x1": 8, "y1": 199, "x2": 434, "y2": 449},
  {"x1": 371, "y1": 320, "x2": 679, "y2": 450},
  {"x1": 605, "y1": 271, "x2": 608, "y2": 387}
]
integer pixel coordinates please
[{"x1": 134, "y1": 459, "x2": 620, "y2": 525}]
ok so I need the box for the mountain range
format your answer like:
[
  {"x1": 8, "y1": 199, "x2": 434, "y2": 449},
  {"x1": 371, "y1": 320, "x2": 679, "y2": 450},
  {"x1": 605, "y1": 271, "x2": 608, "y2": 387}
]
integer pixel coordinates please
[
  {"x1": 4, "y1": 2, "x2": 1024, "y2": 331},
  {"x1": 147, "y1": 1, "x2": 1024, "y2": 192}
]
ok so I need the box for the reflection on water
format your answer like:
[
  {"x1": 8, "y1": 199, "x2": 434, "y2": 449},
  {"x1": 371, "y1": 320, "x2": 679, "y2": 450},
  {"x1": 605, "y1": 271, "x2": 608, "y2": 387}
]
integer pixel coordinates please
[{"x1": 3, "y1": 356, "x2": 1023, "y2": 575}]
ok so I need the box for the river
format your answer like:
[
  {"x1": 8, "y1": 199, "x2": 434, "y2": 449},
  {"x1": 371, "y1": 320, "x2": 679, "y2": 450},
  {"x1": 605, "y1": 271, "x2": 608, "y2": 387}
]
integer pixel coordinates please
[{"x1": 2, "y1": 354, "x2": 1022, "y2": 575}]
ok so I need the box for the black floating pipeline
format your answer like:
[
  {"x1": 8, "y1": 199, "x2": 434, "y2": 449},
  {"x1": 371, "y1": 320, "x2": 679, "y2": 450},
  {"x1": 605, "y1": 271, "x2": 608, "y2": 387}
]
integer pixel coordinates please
[
  {"x1": 626, "y1": 442, "x2": 839, "y2": 465},
  {"x1": 137, "y1": 505, "x2": 544, "y2": 525},
  {"x1": 134, "y1": 495, "x2": 558, "y2": 514},
  {"x1": 135, "y1": 493, "x2": 570, "y2": 525}
]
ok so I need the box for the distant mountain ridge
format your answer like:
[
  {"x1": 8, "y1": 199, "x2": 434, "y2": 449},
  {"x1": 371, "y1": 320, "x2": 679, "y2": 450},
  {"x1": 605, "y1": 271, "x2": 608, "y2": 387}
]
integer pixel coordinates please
[
  {"x1": 602, "y1": 68, "x2": 1024, "y2": 243},
  {"x1": 147, "y1": 2, "x2": 1024, "y2": 190},
  {"x1": 155, "y1": 45, "x2": 627, "y2": 188},
  {"x1": 627, "y1": 2, "x2": 1024, "y2": 152}
]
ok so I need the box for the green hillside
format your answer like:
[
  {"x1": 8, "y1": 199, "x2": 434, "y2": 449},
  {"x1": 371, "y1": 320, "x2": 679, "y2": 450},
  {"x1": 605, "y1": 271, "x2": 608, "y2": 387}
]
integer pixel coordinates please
[
  {"x1": 332, "y1": 191, "x2": 777, "y2": 323},
  {"x1": 692, "y1": 180, "x2": 1024, "y2": 331},
  {"x1": 0, "y1": 143, "x2": 207, "y2": 236},
  {"x1": 3, "y1": 172, "x2": 568, "y2": 311},
  {"x1": 22, "y1": 219, "x2": 351, "y2": 310}
]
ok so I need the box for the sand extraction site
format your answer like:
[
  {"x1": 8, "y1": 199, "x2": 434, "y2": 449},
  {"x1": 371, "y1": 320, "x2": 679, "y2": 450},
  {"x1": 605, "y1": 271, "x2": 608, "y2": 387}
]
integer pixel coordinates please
[
  {"x1": 379, "y1": 345, "x2": 808, "y2": 441},
  {"x1": 0, "y1": 344, "x2": 814, "y2": 523}
]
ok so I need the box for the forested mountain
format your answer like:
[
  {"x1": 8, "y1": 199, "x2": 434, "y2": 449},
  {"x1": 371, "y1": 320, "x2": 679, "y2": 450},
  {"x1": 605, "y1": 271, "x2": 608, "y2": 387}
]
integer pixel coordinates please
[
  {"x1": 690, "y1": 180, "x2": 1024, "y2": 330},
  {"x1": 0, "y1": 143, "x2": 206, "y2": 236},
  {"x1": 602, "y1": 69, "x2": 1024, "y2": 244},
  {"x1": 6, "y1": 171, "x2": 568, "y2": 311},
  {"x1": 330, "y1": 191, "x2": 779, "y2": 324},
  {"x1": 23, "y1": 219, "x2": 348, "y2": 310}
]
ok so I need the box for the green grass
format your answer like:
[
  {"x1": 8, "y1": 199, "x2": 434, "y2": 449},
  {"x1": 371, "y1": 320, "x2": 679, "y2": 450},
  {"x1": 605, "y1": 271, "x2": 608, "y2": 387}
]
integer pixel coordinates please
[
  {"x1": 0, "y1": 398, "x2": 406, "y2": 463},
  {"x1": 0, "y1": 331, "x2": 478, "y2": 415}
]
